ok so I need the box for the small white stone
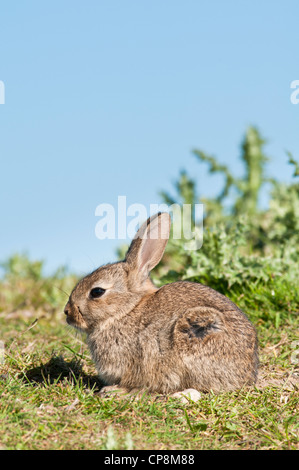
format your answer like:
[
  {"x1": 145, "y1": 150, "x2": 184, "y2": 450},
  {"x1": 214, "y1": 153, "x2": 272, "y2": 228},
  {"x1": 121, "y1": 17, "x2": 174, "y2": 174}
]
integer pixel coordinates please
[{"x1": 171, "y1": 388, "x2": 201, "y2": 404}]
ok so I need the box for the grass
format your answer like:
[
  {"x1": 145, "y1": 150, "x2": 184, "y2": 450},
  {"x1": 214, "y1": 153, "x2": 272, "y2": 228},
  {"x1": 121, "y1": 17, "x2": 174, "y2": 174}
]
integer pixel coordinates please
[{"x1": 0, "y1": 308, "x2": 298, "y2": 450}]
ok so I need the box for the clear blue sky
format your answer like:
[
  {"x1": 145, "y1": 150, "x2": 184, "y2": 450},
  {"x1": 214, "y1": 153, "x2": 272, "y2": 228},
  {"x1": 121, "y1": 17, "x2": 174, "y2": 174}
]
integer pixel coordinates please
[{"x1": 0, "y1": 0, "x2": 298, "y2": 276}]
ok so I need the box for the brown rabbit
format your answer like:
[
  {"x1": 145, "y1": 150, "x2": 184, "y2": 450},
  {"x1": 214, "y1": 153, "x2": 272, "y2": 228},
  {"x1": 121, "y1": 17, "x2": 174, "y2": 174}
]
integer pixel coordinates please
[{"x1": 64, "y1": 212, "x2": 258, "y2": 395}]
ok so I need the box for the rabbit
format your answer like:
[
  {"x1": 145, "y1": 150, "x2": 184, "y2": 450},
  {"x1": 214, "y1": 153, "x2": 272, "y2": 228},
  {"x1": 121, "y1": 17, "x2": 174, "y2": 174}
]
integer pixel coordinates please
[{"x1": 64, "y1": 212, "x2": 258, "y2": 396}]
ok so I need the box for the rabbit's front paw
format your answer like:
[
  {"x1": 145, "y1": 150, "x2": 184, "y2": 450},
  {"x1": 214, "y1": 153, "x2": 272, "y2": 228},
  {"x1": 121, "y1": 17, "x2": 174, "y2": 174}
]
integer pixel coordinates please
[
  {"x1": 171, "y1": 388, "x2": 201, "y2": 404},
  {"x1": 99, "y1": 385, "x2": 128, "y2": 398}
]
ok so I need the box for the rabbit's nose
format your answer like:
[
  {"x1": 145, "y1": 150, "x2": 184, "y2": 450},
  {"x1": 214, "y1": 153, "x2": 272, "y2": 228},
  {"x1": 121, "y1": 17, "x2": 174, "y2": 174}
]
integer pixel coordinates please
[{"x1": 64, "y1": 302, "x2": 70, "y2": 316}]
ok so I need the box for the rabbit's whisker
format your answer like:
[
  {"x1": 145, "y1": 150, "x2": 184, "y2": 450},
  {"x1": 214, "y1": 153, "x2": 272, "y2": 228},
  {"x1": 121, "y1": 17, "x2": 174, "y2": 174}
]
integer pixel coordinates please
[{"x1": 53, "y1": 284, "x2": 70, "y2": 298}]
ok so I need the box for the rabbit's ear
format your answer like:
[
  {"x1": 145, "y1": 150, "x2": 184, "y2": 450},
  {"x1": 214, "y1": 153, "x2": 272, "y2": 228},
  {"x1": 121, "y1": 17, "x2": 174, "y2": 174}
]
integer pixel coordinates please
[{"x1": 125, "y1": 212, "x2": 171, "y2": 278}]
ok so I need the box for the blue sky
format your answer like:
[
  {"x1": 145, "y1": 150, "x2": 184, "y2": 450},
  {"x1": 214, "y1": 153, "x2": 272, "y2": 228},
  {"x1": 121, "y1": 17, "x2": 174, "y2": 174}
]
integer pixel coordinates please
[{"x1": 0, "y1": 0, "x2": 298, "y2": 276}]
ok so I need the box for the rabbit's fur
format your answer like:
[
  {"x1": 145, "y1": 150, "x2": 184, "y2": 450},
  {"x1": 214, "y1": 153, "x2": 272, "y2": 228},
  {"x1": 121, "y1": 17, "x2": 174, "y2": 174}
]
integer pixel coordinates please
[{"x1": 65, "y1": 212, "x2": 258, "y2": 394}]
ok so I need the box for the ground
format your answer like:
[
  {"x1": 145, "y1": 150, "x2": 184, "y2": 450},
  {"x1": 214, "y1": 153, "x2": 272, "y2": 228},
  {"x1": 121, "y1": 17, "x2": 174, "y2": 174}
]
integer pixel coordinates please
[{"x1": 0, "y1": 314, "x2": 298, "y2": 450}]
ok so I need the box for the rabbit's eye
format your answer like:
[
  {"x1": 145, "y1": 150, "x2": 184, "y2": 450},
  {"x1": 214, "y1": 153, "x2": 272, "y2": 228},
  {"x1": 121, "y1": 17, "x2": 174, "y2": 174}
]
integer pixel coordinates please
[{"x1": 90, "y1": 287, "x2": 106, "y2": 298}]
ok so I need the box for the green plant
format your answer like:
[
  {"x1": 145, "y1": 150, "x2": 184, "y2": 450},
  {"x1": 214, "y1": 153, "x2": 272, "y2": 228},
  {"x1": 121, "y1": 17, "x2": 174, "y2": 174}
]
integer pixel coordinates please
[{"x1": 0, "y1": 253, "x2": 78, "y2": 318}]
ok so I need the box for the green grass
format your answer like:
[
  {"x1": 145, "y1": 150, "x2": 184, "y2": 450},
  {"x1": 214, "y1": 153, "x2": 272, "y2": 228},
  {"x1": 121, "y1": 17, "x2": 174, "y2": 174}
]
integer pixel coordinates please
[{"x1": 0, "y1": 310, "x2": 298, "y2": 450}]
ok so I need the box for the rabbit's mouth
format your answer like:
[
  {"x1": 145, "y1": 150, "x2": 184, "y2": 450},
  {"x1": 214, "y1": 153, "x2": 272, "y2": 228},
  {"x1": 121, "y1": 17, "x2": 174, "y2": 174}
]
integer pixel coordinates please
[{"x1": 64, "y1": 303, "x2": 88, "y2": 331}]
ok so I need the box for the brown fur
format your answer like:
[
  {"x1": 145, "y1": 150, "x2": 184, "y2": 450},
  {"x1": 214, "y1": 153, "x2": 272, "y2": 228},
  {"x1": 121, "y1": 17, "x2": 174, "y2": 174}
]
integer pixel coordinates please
[{"x1": 64, "y1": 213, "x2": 258, "y2": 394}]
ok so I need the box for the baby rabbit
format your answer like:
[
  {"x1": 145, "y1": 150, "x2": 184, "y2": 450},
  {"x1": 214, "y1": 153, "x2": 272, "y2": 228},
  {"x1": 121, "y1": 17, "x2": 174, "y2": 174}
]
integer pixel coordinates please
[{"x1": 64, "y1": 212, "x2": 258, "y2": 395}]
